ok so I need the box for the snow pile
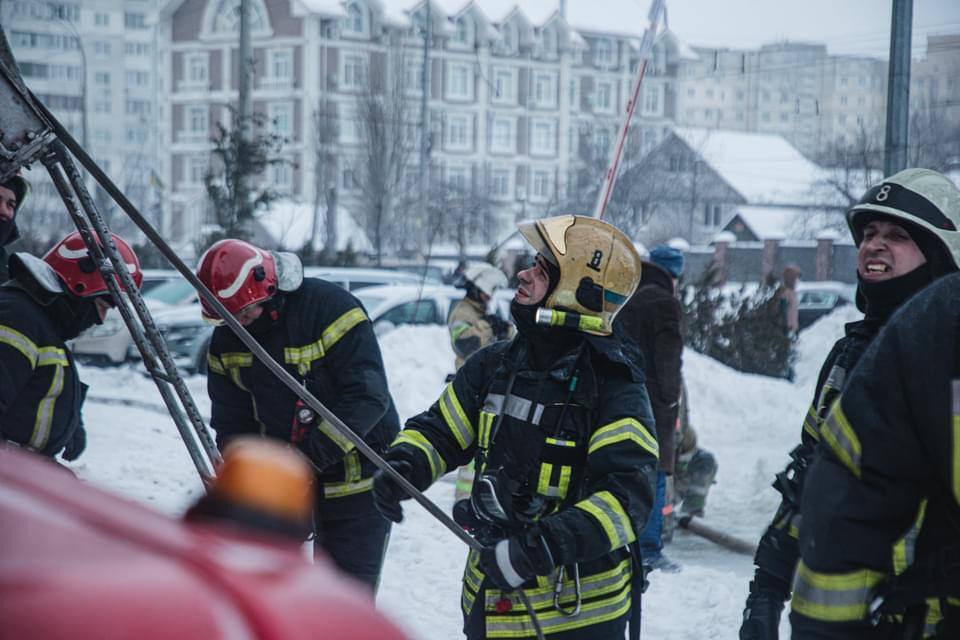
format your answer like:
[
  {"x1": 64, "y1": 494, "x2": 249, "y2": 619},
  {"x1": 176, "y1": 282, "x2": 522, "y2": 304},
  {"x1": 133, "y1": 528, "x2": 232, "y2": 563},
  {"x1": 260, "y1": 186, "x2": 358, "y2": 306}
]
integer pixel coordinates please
[{"x1": 69, "y1": 305, "x2": 855, "y2": 639}]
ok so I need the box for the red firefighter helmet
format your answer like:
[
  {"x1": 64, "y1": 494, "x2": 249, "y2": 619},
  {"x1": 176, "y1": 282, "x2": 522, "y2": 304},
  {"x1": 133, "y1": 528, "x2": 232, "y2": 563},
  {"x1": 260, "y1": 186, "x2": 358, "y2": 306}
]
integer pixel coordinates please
[
  {"x1": 42, "y1": 231, "x2": 142, "y2": 298},
  {"x1": 197, "y1": 239, "x2": 306, "y2": 324}
]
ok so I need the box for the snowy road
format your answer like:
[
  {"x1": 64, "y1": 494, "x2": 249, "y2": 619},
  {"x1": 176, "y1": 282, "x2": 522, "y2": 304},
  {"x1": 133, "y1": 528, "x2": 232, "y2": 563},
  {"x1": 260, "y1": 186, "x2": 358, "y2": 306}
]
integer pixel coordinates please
[{"x1": 67, "y1": 311, "x2": 860, "y2": 639}]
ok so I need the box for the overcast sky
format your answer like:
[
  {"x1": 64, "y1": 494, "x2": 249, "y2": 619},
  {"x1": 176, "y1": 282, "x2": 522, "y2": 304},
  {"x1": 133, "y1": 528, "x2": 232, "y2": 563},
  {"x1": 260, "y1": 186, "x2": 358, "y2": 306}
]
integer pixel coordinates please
[{"x1": 656, "y1": 0, "x2": 960, "y2": 58}]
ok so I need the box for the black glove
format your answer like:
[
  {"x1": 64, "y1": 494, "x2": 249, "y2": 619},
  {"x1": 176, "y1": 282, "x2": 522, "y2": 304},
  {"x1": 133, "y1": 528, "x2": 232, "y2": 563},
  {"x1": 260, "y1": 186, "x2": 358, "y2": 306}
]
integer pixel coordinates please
[
  {"x1": 372, "y1": 459, "x2": 415, "y2": 523},
  {"x1": 61, "y1": 425, "x2": 87, "y2": 462},
  {"x1": 485, "y1": 314, "x2": 511, "y2": 341},
  {"x1": 739, "y1": 577, "x2": 788, "y2": 640},
  {"x1": 479, "y1": 528, "x2": 556, "y2": 590}
]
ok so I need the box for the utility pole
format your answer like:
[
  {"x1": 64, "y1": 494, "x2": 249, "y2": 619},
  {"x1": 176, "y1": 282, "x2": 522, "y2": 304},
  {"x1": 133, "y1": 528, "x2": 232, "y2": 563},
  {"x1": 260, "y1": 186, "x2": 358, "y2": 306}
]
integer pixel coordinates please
[
  {"x1": 238, "y1": 0, "x2": 252, "y2": 141},
  {"x1": 418, "y1": 0, "x2": 432, "y2": 247},
  {"x1": 883, "y1": 0, "x2": 912, "y2": 176}
]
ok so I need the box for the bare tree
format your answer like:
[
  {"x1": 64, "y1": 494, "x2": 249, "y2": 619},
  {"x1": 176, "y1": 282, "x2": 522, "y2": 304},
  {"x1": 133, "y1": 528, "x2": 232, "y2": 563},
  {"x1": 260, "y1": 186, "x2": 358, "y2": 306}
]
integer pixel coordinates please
[
  {"x1": 311, "y1": 98, "x2": 340, "y2": 262},
  {"x1": 426, "y1": 170, "x2": 498, "y2": 261},
  {"x1": 349, "y1": 44, "x2": 417, "y2": 265},
  {"x1": 814, "y1": 121, "x2": 884, "y2": 207}
]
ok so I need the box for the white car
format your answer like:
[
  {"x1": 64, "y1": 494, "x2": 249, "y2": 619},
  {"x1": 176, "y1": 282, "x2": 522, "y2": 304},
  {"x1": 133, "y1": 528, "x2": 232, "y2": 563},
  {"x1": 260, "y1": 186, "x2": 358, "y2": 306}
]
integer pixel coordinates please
[{"x1": 354, "y1": 284, "x2": 514, "y2": 336}]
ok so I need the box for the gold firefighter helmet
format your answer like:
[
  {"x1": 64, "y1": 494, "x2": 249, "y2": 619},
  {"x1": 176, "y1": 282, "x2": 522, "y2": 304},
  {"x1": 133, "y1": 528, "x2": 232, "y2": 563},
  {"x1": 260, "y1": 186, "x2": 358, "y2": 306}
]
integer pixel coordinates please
[{"x1": 517, "y1": 215, "x2": 642, "y2": 335}]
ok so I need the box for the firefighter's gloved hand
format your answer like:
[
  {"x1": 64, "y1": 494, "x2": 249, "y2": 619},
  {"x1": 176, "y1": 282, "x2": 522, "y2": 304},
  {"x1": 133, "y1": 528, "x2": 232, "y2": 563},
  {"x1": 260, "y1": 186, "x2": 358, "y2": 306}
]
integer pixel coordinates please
[
  {"x1": 372, "y1": 460, "x2": 415, "y2": 523},
  {"x1": 739, "y1": 578, "x2": 787, "y2": 640},
  {"x1": 485, "y1": 314, "x2": 511, "y2": 341},
  {"x1": 479, "y1": 528, "x2": 556, "y2": 590},
  {"x1": 61, "y1": 425, "x2": 86, "y2": 462}
]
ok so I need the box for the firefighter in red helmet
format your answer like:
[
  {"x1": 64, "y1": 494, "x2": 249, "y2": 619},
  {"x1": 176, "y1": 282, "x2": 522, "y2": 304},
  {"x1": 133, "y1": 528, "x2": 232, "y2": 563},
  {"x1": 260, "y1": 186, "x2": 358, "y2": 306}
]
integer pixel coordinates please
[
  {"x1": 0, "y1": 231, "x2": 142, "y2": 459},
  {"x1": 197, "y1": 239, "x2": 400, "y2": 592}
]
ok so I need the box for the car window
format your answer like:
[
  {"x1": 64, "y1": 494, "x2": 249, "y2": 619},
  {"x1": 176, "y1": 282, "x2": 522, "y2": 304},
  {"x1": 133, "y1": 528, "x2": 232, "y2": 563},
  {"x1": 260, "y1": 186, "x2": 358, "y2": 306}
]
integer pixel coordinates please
[
  {"x1": 798, "y1": 291, "x2": 838, "y2": 308},
  {"x1": 378, "y1": 300, "x2": 438, "y2": 326},
  {"x1": 145, "y1": 279, "x2": 196, "y2": 305}
]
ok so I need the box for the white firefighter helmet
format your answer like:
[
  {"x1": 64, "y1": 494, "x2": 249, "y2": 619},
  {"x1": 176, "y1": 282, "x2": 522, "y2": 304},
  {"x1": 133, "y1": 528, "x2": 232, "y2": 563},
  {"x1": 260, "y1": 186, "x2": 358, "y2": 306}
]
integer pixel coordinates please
[
  {"x1": 517, "y1": 215, "x2": 642, "y2": 336},
  {"x1": 847, "y1": 168, "x2": 960, "y2": 271},
  {"x1": 463, "y1": 263, "x2": 507, "y2": 297}
]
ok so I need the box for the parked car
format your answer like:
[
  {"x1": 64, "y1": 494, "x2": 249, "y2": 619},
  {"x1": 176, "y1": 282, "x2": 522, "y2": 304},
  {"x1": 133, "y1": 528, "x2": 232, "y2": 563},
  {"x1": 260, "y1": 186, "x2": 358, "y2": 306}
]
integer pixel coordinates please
[
  {"x1": 71, "y1": 277, "x2": 201, "y2": 363},
  {"x1": 797, "y1": 281, "x2": 857, "y2": 329},
  {"x1": 139, "y1": 269, "x2": 182, "y2": 294},
  {"x1": 354, "y1": 284, "x2": 514, "y2": 336},
  {"x1": 303, "y1": 266, "x2": 441, "y2": 290}
]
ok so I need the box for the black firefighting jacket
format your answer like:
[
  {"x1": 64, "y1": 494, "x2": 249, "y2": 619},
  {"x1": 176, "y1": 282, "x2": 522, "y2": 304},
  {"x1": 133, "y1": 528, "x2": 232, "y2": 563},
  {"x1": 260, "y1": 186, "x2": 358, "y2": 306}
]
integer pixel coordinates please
[
  {"x1": 0, "y1": 282, "x2": 85, "y2": 456},
  {"x1": 207, "y1": 278, "x2": 400, "y2": 519},
  {"x1": 792, "y1": 273, "x2": 960, "y2": 638},
  {"x1": 387, "y1": 330, "x2": 658, "y2": 638},
  {"x1": 752, "y1": 318, "x2": 879, "y2": 590}
]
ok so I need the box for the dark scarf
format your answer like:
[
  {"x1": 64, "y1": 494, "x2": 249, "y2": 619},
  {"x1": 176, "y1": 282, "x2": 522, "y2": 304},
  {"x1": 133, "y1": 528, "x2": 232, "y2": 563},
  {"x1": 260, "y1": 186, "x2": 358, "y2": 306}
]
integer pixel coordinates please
[
  {"x1": 53, "y1": 296, "x2": 103, "y2": 341},
  {"x1": 246, "y1": 293, "x2": 286, "y2": 336},
  {"x1": 510, "y1": 299, "x2": 586, "y2": 371},
  {"x1": 858, "y1": 261, "x2": 935, "y2": 328},
  {"x1": 0, "y1": 218, "x2": 17, "y2": 248}
]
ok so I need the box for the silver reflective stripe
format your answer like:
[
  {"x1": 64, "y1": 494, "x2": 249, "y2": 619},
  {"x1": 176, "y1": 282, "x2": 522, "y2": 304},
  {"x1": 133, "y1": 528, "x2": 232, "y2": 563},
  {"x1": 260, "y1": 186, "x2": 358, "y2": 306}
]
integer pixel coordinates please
[
  {"x1": 953, "y1": 379, "x2": 960, "y2": 415},
  {"x1": 30, "y1": 363, "x2": 65, "y2": 450},
  {"x1": 791, "y1": 561, "x2": 884, "y2": 622},
  {"x1": 440, "y1": 385, "x2": 474, "y2": 449},
  {"x1": 483, "y1": 393, "x2": 544, "y2": 425},
  {"x1": 484, "y1": 590, "x2": 630, "y2": 635},
  {"x1": 495, "y1": 539, "x2": 526, "y2": 588},
  {"x1": 484, "y1": 563, "x2": 628, "y2": 610},
  {"x1": 820, "y1": 403, "x2": 862, "y2": 477},
  {"x1": 824, "y1": 365, "x2": 846, "y2": 395}
]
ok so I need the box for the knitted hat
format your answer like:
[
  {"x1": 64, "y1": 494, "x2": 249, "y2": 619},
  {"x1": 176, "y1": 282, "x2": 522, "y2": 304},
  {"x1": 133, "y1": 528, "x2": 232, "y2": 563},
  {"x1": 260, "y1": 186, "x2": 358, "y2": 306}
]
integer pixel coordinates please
[{"x1": 648, "y1": 244, "x2": 685, "y2": 279}]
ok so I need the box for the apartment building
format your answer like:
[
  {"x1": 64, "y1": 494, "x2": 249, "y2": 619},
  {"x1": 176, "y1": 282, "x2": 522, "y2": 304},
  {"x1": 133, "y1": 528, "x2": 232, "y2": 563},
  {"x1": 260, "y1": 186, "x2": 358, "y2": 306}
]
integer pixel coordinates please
[
  {"x1": 2, "y1": 0, "x2": 163, "y2": 239},
  {"x1": 159, "y1": 0, "x2": 688, "y2": 249}
]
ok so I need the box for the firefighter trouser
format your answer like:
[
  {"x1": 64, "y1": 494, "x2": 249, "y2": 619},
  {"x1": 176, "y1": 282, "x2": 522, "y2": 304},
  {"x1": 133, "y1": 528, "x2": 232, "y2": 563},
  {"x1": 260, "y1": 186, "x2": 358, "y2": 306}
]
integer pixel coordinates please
[{"x1": 314, "y1": 509, "x2": 391, "y2": 593}]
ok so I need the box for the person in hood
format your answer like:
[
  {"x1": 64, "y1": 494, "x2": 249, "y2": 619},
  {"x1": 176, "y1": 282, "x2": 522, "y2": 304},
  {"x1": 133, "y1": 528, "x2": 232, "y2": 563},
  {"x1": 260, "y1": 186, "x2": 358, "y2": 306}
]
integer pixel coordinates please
[
  {"x1": 372, "y1": 215, "x2": 658, "y2": 639},
  {"x1": 616, "y1": 243, "x2": 685, "y2": 574},
  {"x1": 0, "y1": 174, "x2": 30, "y2": 282},
  {"x1": 0, "y1": 231, "x2": 142, "y2": 460},
  {"x1": 740, "y1": 168, "x2": 960, "y2": 640},
  {"x1": 197, "y1": 239, "x2": 400, "y2": 593}
]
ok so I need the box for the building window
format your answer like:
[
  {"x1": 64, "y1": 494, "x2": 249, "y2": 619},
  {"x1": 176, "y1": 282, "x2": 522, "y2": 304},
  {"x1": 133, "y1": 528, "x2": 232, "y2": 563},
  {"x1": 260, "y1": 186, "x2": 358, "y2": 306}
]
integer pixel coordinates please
[
  {"x1": 186, "y1": 53, "x2": 208, "y2": 86},
  {"x1": 447, "y1": 63, "x2": 471, "y2": 100},
  {"x1": 594, "y1": 39, "x2": 613, "y2": 67},
  {"x1": 446, "y1": 165, "x2": 468, "y2": 190},
  {"x1": 539, "y1": 28, "x2": 557, "y2": 58},
  {"x1": 595, "y1": 82, "x2": 613, "y2": 112},
  {"x1": 342, "y1": 54, "x2": 366, "y2": 88},
  {"x1": 533, "y1": 72, "x2": 556, "y2": 107},
  {"x1": 124, "y1": 12, "x2": 147, "y2": 29},
  {"x1": 272, "y1": 162, "x2": 292, "y2": 191},
  {"x1": 568, "y1": 79, "x2": 578, "y2": 109},
  {"x1": 93, "y1": 130, "x2": 112, "y2": 144},
  {"x1": 269, "y1": 103, "x2": 293, "y2": 138},
  {"x1": 493, "y1": 68, "x2": 515, "y2": 103},
  {"x1": 531, "y1": 120, "x2": 556, "y2": 155},
  {"x1": 452, "y1": 17, "x2": 473, "y2": 47},
  {"x1": 405, "y1": 61, "x2": 423, "y2": 93},
  {"x1": 780, "y1": 112, "x2": 789, "y2": 123},
  {"x1": 687, "y1": 87, "x2": 695, "y2": 98},
  {"x1": 341, "y1": 168, "x2": 358, "y2": 191},
  {"x1": 594, "y1": 127, "x2": 611, "y2": 155},
  {"x1": 340, "y1": 112, "x2": 361, "y2": 143},
  {"x1": 187, "y1": 105, "x2": 208, "y2": 137},
  {"x1": 93, "y1": 41, "x2": 112, "y2": 56},
  {"x1": 445, "y1": 114, "x2": 471, "y2": 150},
  {"x1": 531, "y1": 170, "x2": 552, "y2": 200},
  {"x1": 500, "y1": 23, "x2": 517, "y2": 53},
  {"x1": 490, "y1": 169, "x2": 510, "y2": 199},
  {"x1": 94, "y1": 72, "x2": 111, "y2": 86},
  {"x1": 703, "y1": 203, "x2": 722, "y2": 227},
  {"x1": 95, "y1": 12, "x2": 110, "y2": 27},
  {"x1": 188, "y1": 157, "x2": 207, "y2": 185},
  {"x1": 270, "y1": 49, "x2": 293, "y2": 80},
  {"x1": 126, "y1": 71, "x2": 149, "y2": 87},
  {"x1": 490, "y1": 117, "x2": 515, "y2": 153},
  {"x1": 642, "y1": 85, "x2": 660, "y2": 116},
  {"x1": 761, "y1": 111, "x2": 771, "y2": 122},
  {"x1": 344, "y1": 3, "x2": 365, "y2": 34}
]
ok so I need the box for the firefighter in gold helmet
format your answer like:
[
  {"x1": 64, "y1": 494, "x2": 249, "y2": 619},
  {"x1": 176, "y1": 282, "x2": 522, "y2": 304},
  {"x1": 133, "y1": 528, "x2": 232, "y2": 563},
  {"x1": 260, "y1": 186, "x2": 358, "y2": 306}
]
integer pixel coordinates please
[{"x1": 373, "y1": 215, "x2": 658, "y2": 639}]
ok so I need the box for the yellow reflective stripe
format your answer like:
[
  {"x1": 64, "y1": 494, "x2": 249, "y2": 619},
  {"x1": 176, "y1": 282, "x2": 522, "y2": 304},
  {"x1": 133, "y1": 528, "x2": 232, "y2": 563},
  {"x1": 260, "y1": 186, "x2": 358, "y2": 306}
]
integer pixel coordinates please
[
  {"x1": 537, "y1": 463, "x2": 554, "y2": 496},
  {"x1": 318, "y1": 419, "x2": 355, "y2": 454},
  {"x1": 284, "y1": 339, "x2": 324, "y2": 375},
  {"x1": 575, "y1": 490, "x2": 635, "y2": 549},
  {"x1": 485, "y1": 583, "x2": 631, "y2": 637},
  {"x1": 925, "y1": 599, "x2": 942, "y2": 637},
  {"x1": 484, "y1": 559, "x2": 631, "y2": 611},
  {"x1": 791, "y1": 560, "x2": 885, "y2": 622},
  {"x1": 393, "y1": 430, "x2": 446, "y2": 481},
  {"x1": 344, "y1": 450, "x2": 361, "y2": 482},
  {"x1": 478, "y1": 411, "x2": 495, "y2": 449},
  {"x1": 220, "y1": 352, "x2": 253, "y2": 368},
  {"x1": 536, "y1": 463, "x2": 572, "y2": 499},
  {"x1": 545, "y1": 437, "x2": 576, "y2": 447},
  {"x1": 323, "y1": 477, "x2": 373, "y2": 498},
  {"x1": 37, "y1": 347, "x2": 68, "y2": 367},
  {"x1": 952, "y1": 380, "x2": 960, "y2": 504},
  {"x1": 30, "y1": 363, "x2": 65, "y2": 450},
  {"x1": 207, "y1": 354, "x2": 226, "y2": 375},
  {"x1": 803, "y1": 405, "x2": 820, "y2": 441},
  {"x1": 439, "y1": 383, "x2": 475, "y2": 450},
  {"x1": 462, "y1": 549, "x2": 482, "y2": 615},
  {"x1": 322, "y1": 307, "x2": 367, "y2": 351},
  {"x1": 588, "y1": 417, "x2": 658, "y2": 459},
  {"x1": 0, "y1": 324, "x2": 40, "y2": 368},
  {"x1": 892, "y1": 499, "x2": 927, "y2": 575},
  {"x1": 821, "y1": 400, "x2": 862, "y2": 478},
  {"x1": 450, "y1": 320, "x2": 472, "y2": 342}
]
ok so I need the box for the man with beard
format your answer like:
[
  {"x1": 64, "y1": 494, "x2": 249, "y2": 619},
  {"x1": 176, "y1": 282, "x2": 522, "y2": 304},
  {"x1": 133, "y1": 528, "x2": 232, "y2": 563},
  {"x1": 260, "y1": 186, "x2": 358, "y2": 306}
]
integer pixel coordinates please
[
  {"x1": 740, "y1": 168, "x2": 960, "y2": 639},
  {"x1": 0, "y1": 174, "x2": 30, "y2": 282},
  {"x1": 372, "y1": 215, "x2": 658, "y2": 639},
  {"x1": 197, "y1": 239, "x2": 399, "y2": 593},
  {"x1": 0, "y1": 232, "x2": 142, "y2": 460}
]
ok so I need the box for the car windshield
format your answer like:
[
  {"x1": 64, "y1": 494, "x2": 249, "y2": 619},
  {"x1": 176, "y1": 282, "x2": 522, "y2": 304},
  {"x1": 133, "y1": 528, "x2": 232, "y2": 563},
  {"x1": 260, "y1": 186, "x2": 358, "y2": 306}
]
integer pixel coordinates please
[
  {"x1": 355, "y1": 293, "x2": 386, "y2": 312},
  {"x1": 145, "y1": 279, "x2": 196, "y2": 305}
]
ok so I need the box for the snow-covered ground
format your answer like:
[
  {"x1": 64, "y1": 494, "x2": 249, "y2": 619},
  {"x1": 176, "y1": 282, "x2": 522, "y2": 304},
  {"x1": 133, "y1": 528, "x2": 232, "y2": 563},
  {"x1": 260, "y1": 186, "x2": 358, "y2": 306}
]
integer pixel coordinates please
[{"x1": 66, "y1": 306, "x2": 863, "y2": 639}]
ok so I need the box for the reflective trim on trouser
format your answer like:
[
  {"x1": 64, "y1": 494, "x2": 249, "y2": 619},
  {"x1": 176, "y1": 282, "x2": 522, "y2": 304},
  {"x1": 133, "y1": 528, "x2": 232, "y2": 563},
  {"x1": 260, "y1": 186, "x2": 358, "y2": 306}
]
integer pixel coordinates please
[{"x1": 791, "y1": 560, "x2": 885, "y2": 622}]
